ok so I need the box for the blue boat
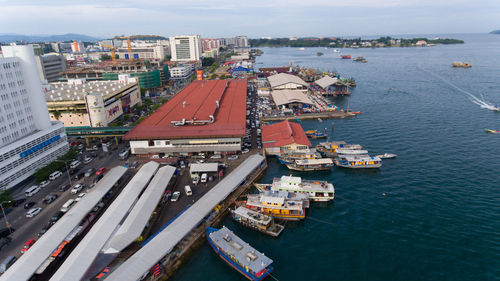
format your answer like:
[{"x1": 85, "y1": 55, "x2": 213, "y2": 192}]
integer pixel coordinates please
[{"x1": 206, "y1": 226, "x2": 274, "y2": 281}]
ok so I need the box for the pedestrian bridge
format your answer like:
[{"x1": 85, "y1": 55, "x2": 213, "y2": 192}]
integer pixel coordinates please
[{"x1": 65, "y1": 126, "x2": 133, "y2": 137}]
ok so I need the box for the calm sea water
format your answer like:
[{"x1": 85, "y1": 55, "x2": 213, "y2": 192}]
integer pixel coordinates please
[{"x1": 172, "y1": 34, "x2": 500, "y2": 281}]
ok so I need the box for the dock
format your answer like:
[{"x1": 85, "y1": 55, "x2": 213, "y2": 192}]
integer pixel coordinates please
[{"x1": 261, "y1": 110, "x2": 356, "y2": 121}]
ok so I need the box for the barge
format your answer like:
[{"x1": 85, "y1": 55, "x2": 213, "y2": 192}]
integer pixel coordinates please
[{"x1": 230, "y1": 206, "x2": 284, "y2": 237}]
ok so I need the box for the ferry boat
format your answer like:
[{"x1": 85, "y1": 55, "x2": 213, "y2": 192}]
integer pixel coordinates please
[
  {"x1": 230, "y1": 206, "x2": 285, "y2": 237},
  {"x1": 316, "y1": 142, "x2": 363, "y2": 157},
  {"x1": 255, "y1": 175, "x2": 335, "y2": 202},
  {"x1": 244, "y1": 190, "x2": 308, "y2": 221},
  {"x1": 335, "y1": 148, "x2": 369, "y2": 156},
  {"x1": 207, "y1": 226, "x2": 274, "y2": 281},
  {"x1": 335, "y1": 155, "x2": 382, "y2": 169},
  {"x1": 286, "y1": 158, "x2": 334, "y2": 171},
  {"x1": 341, "y1": 55, "x2": 351, "y2": 59},
  {"x1": 304, "y1": 130, "x2": 328, "y2": 139},
  {"x1": 375, "y1": 153, "x2": 397, "y2": 159},
  {"x1": 276, "y1": 148, "x2": 321, "y2": 164}
]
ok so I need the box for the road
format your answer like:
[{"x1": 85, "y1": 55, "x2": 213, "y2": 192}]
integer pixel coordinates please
[{"x1": 0, "y1": 139, "x2": 133, "y2": 264}]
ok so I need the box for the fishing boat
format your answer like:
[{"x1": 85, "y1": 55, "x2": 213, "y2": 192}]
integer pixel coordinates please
[
  {"x1": 286, "y1": 158, "x2": 334, "y2": 171},
  {"x1": 485, "y1": 129, "x2": 500, "y2": 134},
  {"x1": 304, "y1": 130, "x2": 327, "y2": 139},
  {"x1": 340, "y1": 55, "x2": 351, "y2": 59},
  {"x1": 245, "y1": 191, "x2": 308, "y2": 221},
  {"x1": 315, "y1": 141, "x2": 363, "y2": 157},
  {"x1": 375, "y1": 153, "x2": 397, "y2": 159},
  {"x1": 353, "y1": 56, "x2": 366, "y2": 62},
  {"x1": 452, "y1": 62, "x2": 471, "y2": 68},
  {"x1": 255, "y1": 175, "x2": 335, "y2": 202},
  {"x1": 276, "y1": 148, "x2": 321, "y2": 164},
  {"x1": 335, "y1": 155, "x2": 382, "y2": 169},
  {"x1": 207, "y1": 226, "x2": 274, "y2": 281},
  {"x1": 335, "y1": 148, "x2": 369, "y2": 156},
  {"x1": 230, "y1": 206, "x2": 284, "y2": 237}
]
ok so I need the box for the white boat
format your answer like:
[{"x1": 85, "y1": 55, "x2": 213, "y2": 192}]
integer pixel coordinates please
[
  {"x1": 286, "y1": 158, "x2": 334, "y2": 171},
  {"x1": 333, "y1": 49, "x2": 340, "y2": 53},
  {"x1": 335, "y1": 148, "x2": 369, "y2": 156},
  {"x1": 298, "y1": 47, "x2": 305, "y2": 51},
  {"x1": 375, "y1": 153, "x2": 397, "y2": 159},
  {"x1": 255, "y1": 175, "x2": 335, "y2": 202},
  {"x1": 335, "y1": 155, "x2": 382, "y2": 169}
]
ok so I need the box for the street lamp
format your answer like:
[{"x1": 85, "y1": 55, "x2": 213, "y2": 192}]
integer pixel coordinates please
[
  {"x1": 54, "y1": 159, "x2": 72, "y2": 186},
  {"x1": 0, "y1": 201, "x2": 13, "y2": 233}
]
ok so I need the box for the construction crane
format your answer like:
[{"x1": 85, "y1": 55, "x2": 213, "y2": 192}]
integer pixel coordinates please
[
  {"x1": 101, "y1": 44, "x2": 118, "y2": 65},
  {"x1": 115, "y1": 36, "x2": 134, "y2": 61}
]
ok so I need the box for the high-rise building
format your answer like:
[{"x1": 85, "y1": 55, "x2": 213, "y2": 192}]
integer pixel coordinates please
[
  {"x1": 0, "y1": 45, "x2": 69, "y2": 190},
  {"x1": 71, "y1": 41, "x2": 85, "y2": 53},
  {"x1": 35, "y1": 54, "x2": 66, "y2": 82},
  {"x1": 201, "y1": 39, "x2": 221, "y2": 52},
  {"x1": 235, "y1": 36, "x2": 249, "y2": 48},
  {"x1": 169, "y1": 35, "x2": 202, "y2": 62}
]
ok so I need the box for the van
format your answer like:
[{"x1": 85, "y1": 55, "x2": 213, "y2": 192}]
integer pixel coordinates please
[
  {"x1": 118, "y1": 148, "x2": 130, "y2": 160},
  {"x1": 201, "y1": 173, "x2": 208, "y2": 183},
  {"x1": 0, "y1": 256, "x2": 16, "y2": 273},
  {"x1": 61, "y1": 199, "x2": 75, "y2": 213},
  {"x1": 184, "y1": 185, "x2": 192, "y2": 196},
  {"x1": 25, "y1": 185, "x2": 41, "y2": 197},
  {"x1": 70, "y1": 160, "x2": 81, "y2": 169},
  {"x1": 49, "y1": 171, "x2": 62, "y2": 181}
]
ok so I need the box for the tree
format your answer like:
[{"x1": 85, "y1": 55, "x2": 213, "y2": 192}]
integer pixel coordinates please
[
  {"x1": 209, "y1": 73, "x2": 218, "y2": 80},
  {"x1": 202, "y1": 57, "x2": 216, "y2": 67},
  {"x1": 0, "y1": 190, "x2": 12, "y2": 205}
]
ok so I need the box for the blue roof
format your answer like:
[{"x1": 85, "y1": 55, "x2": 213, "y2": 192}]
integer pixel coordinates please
[{"x1": 232, "y1": 66, "x2": 250, "y2": 72}]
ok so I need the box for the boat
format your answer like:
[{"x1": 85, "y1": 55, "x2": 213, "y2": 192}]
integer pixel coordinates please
[
  {"x1": 276, "y1": 148, "x2": 321, "y2": 164},
  {"x1": 315, "y1": 141, "x2": 363, "y2": 157},
  {"x1": 304, "y1": 130, "x2": 327, "y2": 139},
  {"x1": 245, "y1": 190, "x2": 308, "y2": 221},
  {"x1": 335, "y1": 155, "x2": 382, "y2": 169},
  {"x1": 317, "y1": 118, "x2": 323, "y2": 122},
  {"x1": 485, "y1": 129, "x2": 500, "y2": 134},
  {"x1": 335, "y1": 148, "x2": 369, "y2": 156},
  {"x1": 375, "y1": 153, "x2": 397, "y2": 159},
  {"x1": 333, "y1": 49, "x2": 340, "y2": 53},
  {"x1": 298, "y1": 47, "x2": 305, "y2": 51},
  {"x1": 340, "y1": 55, "x2": 351, "y2": 59},
  {"x1": 255, "y1": 175, "x2": 335, "y2": 202},
  {"x1": 353, "y1": 56, "x2": 366, "y2": 62},
  {"x1": 207, "y1": 226, "x2": 274, "y2": 281},
  {"x1": 452, "y1": 62, "x2": 471, "y2": 68},
  {"x1": 286, "y1": 158, "x2": 334, "y2": 171},
  {"x1": 231, "y1": 206, "x2": 284, "y2": 237}
]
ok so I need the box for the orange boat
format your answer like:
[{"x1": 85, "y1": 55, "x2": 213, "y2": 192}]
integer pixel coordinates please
[{"x1": 341, "y1": 55, "x2": 351, "y2": 59}]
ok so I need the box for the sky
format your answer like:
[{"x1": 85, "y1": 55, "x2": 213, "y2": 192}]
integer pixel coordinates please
[{"x1": 0, "y1": 0, "x2": 499, "y2": 38}]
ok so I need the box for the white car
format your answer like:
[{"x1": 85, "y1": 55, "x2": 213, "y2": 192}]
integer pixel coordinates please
[
  {"x1": 26, "y1": 207, "x2": 42, "y2": 218},
  {"x1": 75, "y1": 192, "x2": 86, "y2": 202},
  {"x1": 171, "y1": 191, "x2": 181, "y2": 202},
  {"x1": 39, "y1": 180, "x2": 50, "y2": 188},
  {"x1": 70, "y1": 184, "x2": 84, "y2": 194},
  {"x1": 83, "y1": 157, "x2": 93, "y2": 164},
  {"x1": 242, "y1": 149, "x2": 250, "y2": 154},
  {"x1": 228, "y1": 155, "x2": 239, "y2": 160}
]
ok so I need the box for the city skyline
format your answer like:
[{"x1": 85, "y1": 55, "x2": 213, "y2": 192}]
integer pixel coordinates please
[{"x1": 0, "y1": 0, "x2": 498, "y2": 38}]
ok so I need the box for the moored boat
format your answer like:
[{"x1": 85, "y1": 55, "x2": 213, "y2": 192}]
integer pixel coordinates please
[
  {"x1": 207, "y1": 226, "x2": 274, "y2": 281},
  {"x1": 276, "y1": 148, "x2": 321, "y2": 164},
  {"x1": 335, "y1": 148, "x2": 369, "y2": 156},
  {"x1": 245, "y1": 190, "x2": 308, "y2": 221},
  {"x1": 315, "y1": 141, "x2": 363, "y2": 157},
  {"x1": 335, "y1": 155, "x2": 382, "y2": 169},
  {"x1": 305, "y1": 130, "x2": 328, "y2": 139},
  {"x1": 353, "y1": 56, "x2": 365, "y2": 62},
  {"x1": 341, "y1": 55, "x2": 351, "y2": 59},
  {"x1": 255, "y1": 175, "x2": 335, "y2": 202},
  {"x1": 231, "y1": 206, "x2": 284, "y2": 237},
  {"x1": 286, "y1": 158, "x2": 334, "y2": 171},
  {"x1": 375, "y1": 153, "x2": 397, "y2": 159}
]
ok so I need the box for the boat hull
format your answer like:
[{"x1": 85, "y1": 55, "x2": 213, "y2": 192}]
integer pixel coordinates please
[
  {"x1": 206, "y1": 227, "x2": 273, "y2": 281},
  {"x1": 335, "y1": 163, "x2": 382, "y2": 169},
  {"x1": 286, "y1": 164, "x2": 333, "y2": 171}
]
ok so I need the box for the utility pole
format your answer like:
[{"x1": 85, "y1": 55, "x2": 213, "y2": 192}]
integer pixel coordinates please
[{"x1": 0, "y1": 201, "x2": 13, "y2": 233}]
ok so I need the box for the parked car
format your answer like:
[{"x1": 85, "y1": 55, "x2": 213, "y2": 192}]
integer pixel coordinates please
[
  {"x1": 130, "y1": 161, "x2": 139, "y2": 169},
  {"x1": 71, "y1": 184, "x2": 84, "y2": 194},
  {"x1": 26, "y1": 207, "x2": 42, "y2": 218},
  {"x1": 0, "y1": 237, "x2": 11, "y2": 251},
  {"x1": 59, "y1": 184, "x2": 71, "y2": 192},
  {"x1": 75, "y1": 192, "x2": 86, "y2": 202},
  {"x1": 93, "y1": 174, "x2": 104, "y2": 184},
  {"x1": 12, "y1": 198, "x2": 26, "y2": 207},
  {"x1": 228, "y1": 155, "x2": 239, "y2": 160},
  {"x1": 242, "y1": 148, "x2": 250, "y2": 154},
  {"x1": 0, "y1": 228, "x2": 14, "y2": 239},
  {"x1": 85, "y1": 168, "x2": 95, "y2": 177},
  {"x1": 171, "y1": 191, "x2": 181, "y2": 202},
  {"x1": 20, "y1": 238, "x2": 36, "y2": 253},
  {"x1": 0, "y1": 255, "x2": 16, "y2": 273},
  {"x1": 39, "y1": 180, "x2": 50, "y2": 188},
  {"x1": 49, "y1": 171, "x2": 62, "y2": 181},
  {"x1": 49, "y1": 211, "x2": 64, "y2": 223},
  {"x1": 38, "y1": 224, "x2": 52, "y2": 237},
  {"x1": 42, "y1": 194, "x2": 58, "y2": 204},
  {"x1": 96, "y1": 167, "x2": 106, "y2": 175},
  {"x1": 83, "y1": 156, "x2": 93, "y2": 164},
  {"x1": 24, "y1": 202, "x2": 36, "y2": 209}
]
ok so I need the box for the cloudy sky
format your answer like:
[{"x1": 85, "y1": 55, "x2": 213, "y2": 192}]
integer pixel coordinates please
[{"x1": 0, "y1": 0, "x2": 498, "y2": 38}]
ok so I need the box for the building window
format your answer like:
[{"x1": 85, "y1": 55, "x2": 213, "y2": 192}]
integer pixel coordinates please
[{"x1": 148, "y1": 140, "x2": 154, "y2": 146}]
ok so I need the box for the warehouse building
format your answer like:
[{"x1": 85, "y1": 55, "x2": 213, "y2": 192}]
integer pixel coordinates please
[
  {"x1": 270, "y1": 89, "x2": 314, "y2": 109},
  {"x1": 124, "y1": 79, "x2": 247, "y2": 155},
  {"x1": 261, "y1": 120, "x2": 310, "y2": 155},
  {"x1": 267, "y1": 73, "x2": 309, "y2": 92}
]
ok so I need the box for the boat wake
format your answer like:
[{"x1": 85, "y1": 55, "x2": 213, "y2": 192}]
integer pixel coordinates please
[{"x1": 419, "y1": 66, "x2": 500, "y2": 112}]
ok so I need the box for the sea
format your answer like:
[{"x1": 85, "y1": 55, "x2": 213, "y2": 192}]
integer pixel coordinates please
[{"x1": 171, "y1": 34, "x2": 500, "y2": 281}]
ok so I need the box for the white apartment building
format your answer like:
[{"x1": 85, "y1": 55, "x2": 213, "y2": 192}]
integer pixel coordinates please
[
  {"x1": 0, "y1": 45, "x2": 69, "y2": 190},
  {"x1": 169, "y1": 66, "x2": 193, "y2": 80},
  {"x1": 169, "y1": 35, "x2": 202, "y2": 62},
  {"x1": 235, "y1": 36, "x2": 249, "y2": 47}
]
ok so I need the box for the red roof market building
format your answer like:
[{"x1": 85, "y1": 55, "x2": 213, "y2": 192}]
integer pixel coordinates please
[
  {"x1": 124, "y1": 79, "x2": 247, "y2": 155},
  {"x1": 261, "y1": 120, "x2": 311, "y2": 155}
]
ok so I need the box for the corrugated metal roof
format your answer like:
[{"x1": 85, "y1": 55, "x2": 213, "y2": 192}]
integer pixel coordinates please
[
  {"x1": 123, "y1": 80, "x2": 247, "y2": 140},
  {"x1": 49, "y1": 162, "x2": 159, "y2": 281},
  {"x1": 315, "y1": 76, "x2": 340, "y2": 89},
  {"x1": 271, "y1": 89, "x2": 314, "y2": 106},
  {"x1": 104, "y1": 165, "x2": 176, "y2": 253},
  {"x1": 190, "y1": 163, "x2": 219, "y2": 173},
  {"x1": 262, "y1": 120, "x2": 311, "y2": 148},
  {"x1": 267, "y1": 73, "x2": 308, "y2": 89},
  {"x1": 0, "y1": 166, "x2": 128, "y2": 281},
  {"x1": 105, "y1": 154, "x2": 265, "y2": 281}
]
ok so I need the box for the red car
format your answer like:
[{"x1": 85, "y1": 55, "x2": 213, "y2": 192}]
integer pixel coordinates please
[
  {"x1": 21, "y1": 238, "x2": 36, "y2": 254},
  {"x1": 96, "y1": 167, "x2": 106, "y2": 175}
]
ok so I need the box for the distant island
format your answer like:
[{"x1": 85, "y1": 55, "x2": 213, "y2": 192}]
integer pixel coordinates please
[
  {"x1": 490, "y1": 30, "x2": 500, "y2": 34},
  {"x1": 250, "y1": 36, "x2": 464, "y2": 48},
  {"x1": 0, "y1": 33, "x2": 101, "y2": 43}
]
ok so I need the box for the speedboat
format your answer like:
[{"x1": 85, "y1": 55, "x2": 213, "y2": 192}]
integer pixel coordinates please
[
  {"x1": 485, "y1": 129, "x2": 500, "y2": 134},
  {"x1": 375, "y1": 153, "x2": 397, "y2": 159}
]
